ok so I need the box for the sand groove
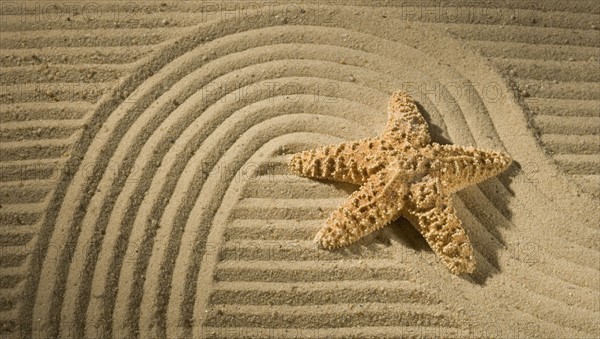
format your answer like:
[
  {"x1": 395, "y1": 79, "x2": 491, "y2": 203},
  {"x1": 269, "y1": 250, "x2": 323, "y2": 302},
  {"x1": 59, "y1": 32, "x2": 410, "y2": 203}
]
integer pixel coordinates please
[
  {"x1": 534, "y1": 115, "x2": 600, "y2": 135},
  {"x1": 0, "y1": 9, "x2": 175, "y2": 336},
  {"x1": 0, "y1": 46, "x2": 156, "y2": 68},
  {"x1": 491, "y1": 58, "x2": 600, "y2": 82},
  {"x1": 210, "y1": 280, "x2": 440, "y2": 305},
  {"x1": 0, "y1": 64, "x2": 127, "y2": 85},
  {"x1": 445, "y1": 23, "x2": 600, "y2": 47},
  {"x1": 0, "y1": 82, "x2": 110, "y2": 104},
  {"x1": 524, "y1": 98, "x2": 600, "y2": 117},
  {"x1": 0, "y1": 2, "x2": 598, "y2": 339},
  {"x1": 204, "y1": 303, "x2": 462, "y2": 328},
  {"x1": 438, "y1": 3, "x2": 599, "y2": 198},
  {"x1": 0, "y1": 102, "x2": 93, "y2": 122},
  {"x1": 467, "y1": 40, "x2": 599, "y2": 62},
  {"x1": 0, "y1": 28, "x2": 173, "y2": 49},
  {"x1": 217, "y1": 258, "x2": 419, "y2": 281}
]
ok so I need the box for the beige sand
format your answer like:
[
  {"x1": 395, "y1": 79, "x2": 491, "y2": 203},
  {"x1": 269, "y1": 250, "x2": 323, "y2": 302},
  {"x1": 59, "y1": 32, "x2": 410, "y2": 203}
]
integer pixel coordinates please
[{"x1": 0, "y1": 1, "x2": 598, "y2": 338}]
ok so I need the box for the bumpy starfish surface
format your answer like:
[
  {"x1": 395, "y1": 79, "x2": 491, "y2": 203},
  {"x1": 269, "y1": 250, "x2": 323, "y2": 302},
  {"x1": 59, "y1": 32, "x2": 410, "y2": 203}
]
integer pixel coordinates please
[{"x1": 289, "y1": 91, "x2": 512, "y2": 274}]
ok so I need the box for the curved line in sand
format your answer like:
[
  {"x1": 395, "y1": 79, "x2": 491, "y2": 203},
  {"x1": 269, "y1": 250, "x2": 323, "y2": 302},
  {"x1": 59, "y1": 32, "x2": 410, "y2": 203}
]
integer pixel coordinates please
[
  {"x1": 25, "y1": 8, "x2": 598, "y2": 338},
  {"x1": 132, "y1": 97, "x2": 375, "y2": 337},
  {"x1": 107, "y1": 98, "x2": 374, "y2": 336},
  {"x1": 172, "y1": 115, "x2": 384, "y2": 338},
  {"x1": 42, "y1": 25, "x2": 495, "y2": 337},
  {"x1": 37, "y1": 45, "x2": 498, "y2": 339},
  {"x1": 78, "y1": 77, "x2": 381, "y2": 337}
]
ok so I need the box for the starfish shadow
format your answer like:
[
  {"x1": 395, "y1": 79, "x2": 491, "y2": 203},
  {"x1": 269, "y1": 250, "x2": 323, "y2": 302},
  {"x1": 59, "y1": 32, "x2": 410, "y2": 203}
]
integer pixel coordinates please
[
  {"x1": 322, "y1": 217, "x2": 439, "y2": 273},
  {"x1": 385, "y1": 219, "x2": 435, "y2": 266},
  {"x1": 415, "y1": 102, "x2": 453, "y2": 145},
  {"x1": 323, "y1": 227, "x2": 400, "y2": 259},
  {"x1": 460, "y1": 156, "x2": 518, "y2": 284}
]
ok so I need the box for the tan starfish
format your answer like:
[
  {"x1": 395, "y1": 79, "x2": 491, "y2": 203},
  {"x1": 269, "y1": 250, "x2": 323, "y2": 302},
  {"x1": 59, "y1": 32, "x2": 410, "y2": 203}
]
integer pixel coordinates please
[{"x1": 288, "y1": 91, "x2": 512, "y2": 274}]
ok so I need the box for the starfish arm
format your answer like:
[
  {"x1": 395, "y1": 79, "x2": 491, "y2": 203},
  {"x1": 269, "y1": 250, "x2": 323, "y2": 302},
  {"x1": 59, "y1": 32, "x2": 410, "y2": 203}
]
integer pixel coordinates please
[
  {"x1": 288, "y1": 138, "x2": 389, "y2": 185},
  {"x1": 429, "y1": 144, "x2": 512, "y2": 193},
  {"x1": 383, "y1": 91, "x2": 432, "y2": 148},
  {"x1": 315, "y1": 168, "x2": 410, "y2": 249},
  {"x1": 403, "y1": 177, "x2": 475, "y2": 274}
]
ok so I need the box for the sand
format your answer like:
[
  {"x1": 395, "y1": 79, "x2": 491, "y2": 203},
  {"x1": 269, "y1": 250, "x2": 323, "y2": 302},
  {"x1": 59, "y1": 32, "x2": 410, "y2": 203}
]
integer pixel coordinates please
[{"x1": 0, "y1": 1, "x2": 598, "y2": 338}]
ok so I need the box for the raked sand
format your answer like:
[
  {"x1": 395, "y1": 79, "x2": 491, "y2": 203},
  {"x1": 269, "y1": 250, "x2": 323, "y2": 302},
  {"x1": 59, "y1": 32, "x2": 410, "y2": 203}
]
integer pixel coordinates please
[{"x1": 0, "y1": 1, "x2": 599, "y2": 338}]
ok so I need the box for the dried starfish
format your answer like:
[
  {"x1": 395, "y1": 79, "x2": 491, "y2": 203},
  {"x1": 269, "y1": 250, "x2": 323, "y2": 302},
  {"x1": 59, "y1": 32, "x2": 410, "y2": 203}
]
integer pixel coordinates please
[{"x1": 288, "y1": 91, "x2": 512, "y2": 274}]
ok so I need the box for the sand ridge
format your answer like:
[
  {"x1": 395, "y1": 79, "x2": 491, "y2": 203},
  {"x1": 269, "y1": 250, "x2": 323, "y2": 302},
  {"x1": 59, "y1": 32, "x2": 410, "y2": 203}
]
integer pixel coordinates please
[{"x1": 0, "y1": 1, "x2": 599, "y2": 338}]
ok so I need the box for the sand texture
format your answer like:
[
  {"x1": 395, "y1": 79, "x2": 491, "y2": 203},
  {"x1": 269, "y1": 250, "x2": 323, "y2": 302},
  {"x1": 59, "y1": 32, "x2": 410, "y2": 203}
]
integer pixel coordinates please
[{"x1": 0, "y1": 1, "x2": 599, "y2": 338}]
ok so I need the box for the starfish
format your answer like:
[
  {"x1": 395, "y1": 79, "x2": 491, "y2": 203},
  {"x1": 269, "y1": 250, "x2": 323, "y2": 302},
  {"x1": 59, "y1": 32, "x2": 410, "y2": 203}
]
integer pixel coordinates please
[{"x1": 288, "y1": 91, "x2": 512, "y2": 274}]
